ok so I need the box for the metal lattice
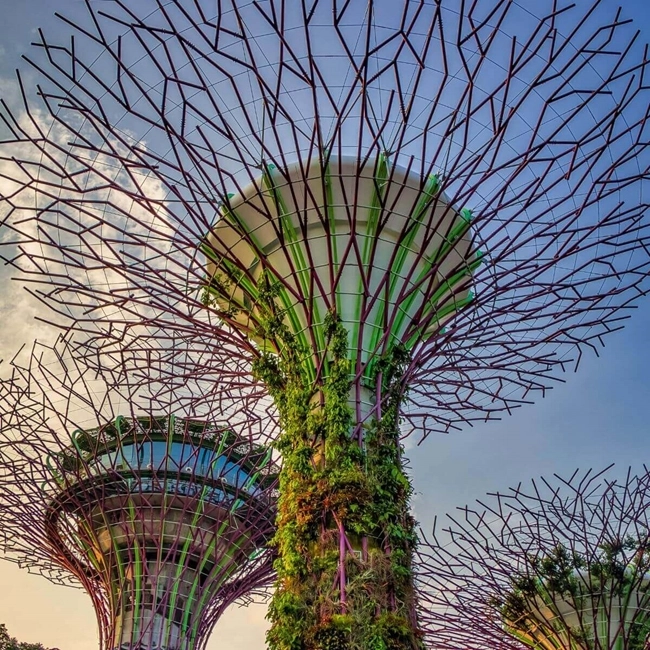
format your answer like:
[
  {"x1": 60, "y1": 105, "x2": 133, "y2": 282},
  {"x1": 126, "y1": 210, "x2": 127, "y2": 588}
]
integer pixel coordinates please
[
  {"x1": 0, "y1": 0, "x2": 649, "y2": 436},
  {"x1": 0, "y1": 339, "x2": 279, "y2": 650},
  {"x1": 1, "y1": 1, "x2": 650, "y2": 647},
  {"x1": 417, "y1": 466, "x2": 650, "y2": 650}
]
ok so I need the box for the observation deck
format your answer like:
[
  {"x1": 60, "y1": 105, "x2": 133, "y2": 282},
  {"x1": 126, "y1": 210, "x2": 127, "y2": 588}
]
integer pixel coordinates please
[{"x1": 45, "y1": 415, "x2": 278, "y2": 650}]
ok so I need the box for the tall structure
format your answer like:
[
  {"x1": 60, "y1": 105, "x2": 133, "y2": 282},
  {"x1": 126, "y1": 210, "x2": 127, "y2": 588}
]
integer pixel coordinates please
[
  {"x1": 1, "y1": 1, "x2": 650, "y2": 647},
  {"x1": 417, "y1": 467, "x2": 650, "y2": 650},
  {"x1": 0, "y1": 341, "x2": 279, "y2": 650}
]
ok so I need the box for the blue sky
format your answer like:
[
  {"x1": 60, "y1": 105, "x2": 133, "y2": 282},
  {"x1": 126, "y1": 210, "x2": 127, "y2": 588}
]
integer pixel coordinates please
[{"x1": 0, "y1": 1, "x2": 650, "y2": 649}]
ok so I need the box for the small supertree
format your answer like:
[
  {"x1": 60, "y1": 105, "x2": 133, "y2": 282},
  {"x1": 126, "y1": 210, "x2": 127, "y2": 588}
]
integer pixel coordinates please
[
  {"x1": 1, "y1": 2, "x2": 650, "y2": 647},
  {"x1": 417, "y1": 467, "x2": 650, "y2": 650},
  {"x1": 0, "y1": 339, "x2": 279, "y2": 650}
]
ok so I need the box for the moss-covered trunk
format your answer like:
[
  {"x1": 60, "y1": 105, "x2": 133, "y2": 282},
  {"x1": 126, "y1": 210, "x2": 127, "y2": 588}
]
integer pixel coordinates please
[{"x1": 255, "y1": 313, "x2": 422, "y2": 650}]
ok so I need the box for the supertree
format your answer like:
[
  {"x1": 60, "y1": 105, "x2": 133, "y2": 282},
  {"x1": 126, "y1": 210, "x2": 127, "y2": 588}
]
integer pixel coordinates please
[
  {"x1": 0, "y1": 338, "x2": 279, "y2": 650},
  {"x1": 417, "y1": 466, "x2": 650, "y2": 650},
  {"x1": 1, "y1": 1, "x2": 650, "y2": 647}
]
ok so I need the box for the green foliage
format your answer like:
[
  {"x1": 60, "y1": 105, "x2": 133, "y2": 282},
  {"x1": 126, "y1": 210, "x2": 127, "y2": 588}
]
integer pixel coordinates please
[
  {"x1": 628, "y1": 616, "x2": 650, "y2": 650},
  {"x1": 536, "y1": 545, "x2": 583, "y2": 597},
  {"x1": 500, "y1": 539, "x2": 650, "y2": 649},
  {"x1": 588, "y1": 536, "x2": 636, "y2": 585},
  {"x1": 57, "y1": 452, "x2": 80, "y2": 473},
  {"x1": 365, "y1": 344, "x2": 418, "y2": 602},
  {"x1": 373, "y1": 612, "x2": 418, "y2": 649},
  {"x1": 254, "y1": 273, "x2": 422, "y2": 649},
  {"x1": 313, "y1": 615, "x2": 353, "y2": 650},
  {"x1": 498, "y1": 575, "x2": 539, "y2": 624},
  {"x1": 53, "y1": 416, "x2": 243, "y2": 478},
  {"x1": 0, "y1": 624, "x2": 57, "y2": 650},
  {"x1": 72, "y1": 429, "x2": 96, "y2": 453}
]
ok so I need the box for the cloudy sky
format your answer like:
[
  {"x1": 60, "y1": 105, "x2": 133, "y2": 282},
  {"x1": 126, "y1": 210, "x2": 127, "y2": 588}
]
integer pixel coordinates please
[{"x1": 1, "y1": 1, "x2": 650, "y2": 649}]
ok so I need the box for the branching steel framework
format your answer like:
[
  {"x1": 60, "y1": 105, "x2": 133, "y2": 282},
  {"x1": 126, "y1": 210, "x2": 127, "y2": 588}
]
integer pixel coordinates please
[
  {"x1": 417, "y1": 467, "x2": 650, "y2": 650},
  {"x1": 0, "y1": 340, "x2": 279, "y2": 650},
  {"x1": 1, "y1": 0, "x2": 650, "y2": 648},
  {"x1": 1, "y1": 0, "x2": 649, "y2": 431}
]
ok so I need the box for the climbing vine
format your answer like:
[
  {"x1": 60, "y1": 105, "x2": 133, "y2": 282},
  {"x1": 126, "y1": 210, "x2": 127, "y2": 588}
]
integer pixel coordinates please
[{"x1": 251, "y1": 273, "x2": 423, "y2": 650}]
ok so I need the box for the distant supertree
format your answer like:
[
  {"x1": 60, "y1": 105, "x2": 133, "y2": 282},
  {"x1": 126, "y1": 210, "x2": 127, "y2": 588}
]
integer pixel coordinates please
[
  {"x1": 417, "y1": 467, "x2": 650, "y2": 650},
  {"x1": 0, "y1": 340, "x2": 279, "y2": 650},
  {"x1": 2, "y1": 1, "x2": 650, "y2": 647}
]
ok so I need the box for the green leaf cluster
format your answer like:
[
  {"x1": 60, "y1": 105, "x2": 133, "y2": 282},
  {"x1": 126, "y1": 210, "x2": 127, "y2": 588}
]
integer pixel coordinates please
[
  {"x1": 252, "y1": 277, "x2": 423, "y2": 650},
  {"x1": 500, "y1": 539, "x2": 650, "y2": 649},
  {"x1": 0, "y1": 625, "x2": 57, "y2": 650}
]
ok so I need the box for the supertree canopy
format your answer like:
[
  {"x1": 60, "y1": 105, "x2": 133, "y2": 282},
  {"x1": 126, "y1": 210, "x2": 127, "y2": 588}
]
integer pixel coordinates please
[
  {"x1": 417, "y1": 467, "x2": 650, "y2": 650},
  {"x1": 0, "y1": 339, "x2": 279, "y2": 650},
  {"x1": 1, "y1": 1, "x2": 650, "y2": 648}
]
